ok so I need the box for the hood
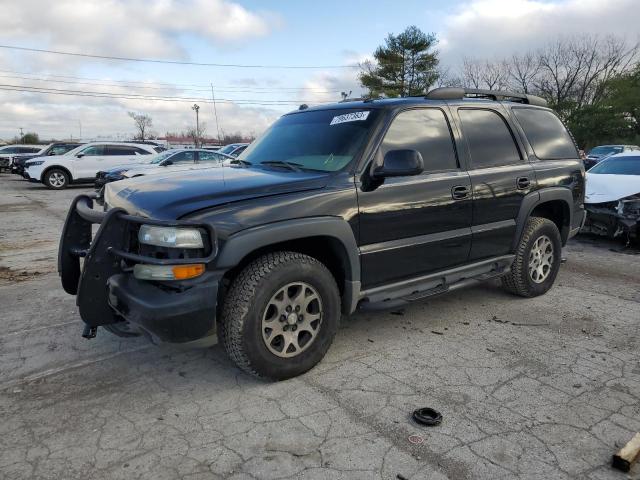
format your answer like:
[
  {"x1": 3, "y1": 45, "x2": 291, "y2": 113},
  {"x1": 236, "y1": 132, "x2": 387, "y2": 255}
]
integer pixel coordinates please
[
  {"x1": 104, "y1": 166, "x2": 330, "y2": 219},
  {"x1": 585, "y1": 172, "x2": 640, "y2": 204},
  {"x1": 122, "y1": 163, "x2": 220, "y2": 178},
  {"x1": 107, "y1": 162, "x2": 155, "y2": 174}
]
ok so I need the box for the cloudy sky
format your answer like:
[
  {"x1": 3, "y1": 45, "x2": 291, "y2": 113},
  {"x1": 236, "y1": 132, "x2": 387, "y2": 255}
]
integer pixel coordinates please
[{"x1": 0, "y1": 0, "x2": 638, "y2": 141}]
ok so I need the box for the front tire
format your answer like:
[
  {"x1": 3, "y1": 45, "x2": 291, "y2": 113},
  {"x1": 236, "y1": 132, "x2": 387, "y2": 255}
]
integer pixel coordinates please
[
  {"x1": 44, "y1": 168, "x2": 69, "y2": 189},
  {"x1": 220, "y1": 252, "x2": 340, "y2": 380},
  {"x1": 502, "y1": 217, "x2": 562, "y2": 297}
]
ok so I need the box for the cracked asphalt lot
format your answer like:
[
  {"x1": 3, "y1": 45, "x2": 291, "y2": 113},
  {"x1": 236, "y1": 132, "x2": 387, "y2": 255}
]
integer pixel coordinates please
[{"x1": 1, "y1": 173, "x2": 639, "y2": 480}]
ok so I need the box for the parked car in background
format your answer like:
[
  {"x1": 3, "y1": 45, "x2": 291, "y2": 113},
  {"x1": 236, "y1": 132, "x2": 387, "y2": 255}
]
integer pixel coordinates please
[
  {"x1": 0, "y1": 145, "x2": 44, "y2": 172},
  {"x1": 11, "y1": 142, "x2": 82, "y2": 175},
  {"x1": 584, "y1": 145, "x2": 639, "y2": 170},
  {"x1": 218, "y1": 143, "x2": 249, "y2": 157},
  {"x1": 94, "y1": 148, "x2": 233, "y2": 190},
  {"x1": 583, "y1": 152, "x2": 640, "y2": 242},
  {"x1": 23, "y1": 142, "x2": 157, "y2": 189}
]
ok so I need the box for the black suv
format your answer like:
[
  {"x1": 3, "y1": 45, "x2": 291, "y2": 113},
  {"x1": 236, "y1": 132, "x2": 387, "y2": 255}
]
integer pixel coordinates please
[{"x1": 59, "y1": 88, "x2": 585, "y2": 380}]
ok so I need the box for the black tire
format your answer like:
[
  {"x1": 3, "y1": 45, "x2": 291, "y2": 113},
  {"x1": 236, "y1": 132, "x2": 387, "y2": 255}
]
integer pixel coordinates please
[
  {"x1": 44, "y1": 168, "x2": 69, "y2": 189},
  {"x1": 220, "y1": 251, "x2": 340, "y2": 380},
  {"x1": 502, "y1": 216, "x2": 562, "y2": 297}
]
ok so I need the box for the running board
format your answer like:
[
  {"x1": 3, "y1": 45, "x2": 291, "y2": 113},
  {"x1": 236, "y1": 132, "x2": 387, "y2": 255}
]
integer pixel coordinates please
[{"x1": 358, "y1": 255, "x2": 514, "y2": 311}]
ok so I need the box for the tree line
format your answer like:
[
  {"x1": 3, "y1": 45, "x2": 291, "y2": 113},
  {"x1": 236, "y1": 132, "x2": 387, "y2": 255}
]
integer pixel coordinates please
[{"x1": 359, "y1": 27, "x2": 639, "y2": 149}]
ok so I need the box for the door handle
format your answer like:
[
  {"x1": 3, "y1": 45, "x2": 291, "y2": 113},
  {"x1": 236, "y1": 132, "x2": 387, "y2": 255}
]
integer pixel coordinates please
[
  {"x1": 516, "y1": 177, "x2": 530, "y2": 189},
  {"x1": 451, "y1": 185, "x2": 470, "y2": 200}
]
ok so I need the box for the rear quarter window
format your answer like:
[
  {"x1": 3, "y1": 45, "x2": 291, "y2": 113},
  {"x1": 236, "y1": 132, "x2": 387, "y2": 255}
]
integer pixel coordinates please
[{"x1": 512, "y1": 108, "x2": 578, "y2": 160}]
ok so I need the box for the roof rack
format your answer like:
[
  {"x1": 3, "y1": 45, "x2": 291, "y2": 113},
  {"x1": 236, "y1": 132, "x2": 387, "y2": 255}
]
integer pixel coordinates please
[{"x1": 426, "y1": 87, "x2": 548, "y2": 107}]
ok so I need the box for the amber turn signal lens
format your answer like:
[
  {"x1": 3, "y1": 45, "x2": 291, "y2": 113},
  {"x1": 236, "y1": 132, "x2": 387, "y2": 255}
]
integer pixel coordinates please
[{"x1": 171, "y1": 264, "x2": 205, "y2": 280}]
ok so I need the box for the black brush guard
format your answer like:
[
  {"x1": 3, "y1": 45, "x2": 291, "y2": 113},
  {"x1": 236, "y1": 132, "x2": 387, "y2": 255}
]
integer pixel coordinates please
[{"x1": 58, "y1": 195, "x2": 220, "y2": 341}]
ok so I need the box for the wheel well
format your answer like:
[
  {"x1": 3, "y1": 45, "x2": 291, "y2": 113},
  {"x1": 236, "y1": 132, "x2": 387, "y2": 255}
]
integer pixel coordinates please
[
  {"x1": 221, "y1": 236, "x2": 350, "y2": 300},
  {"x1": 42, "y1": 165, "x2": 72, "y2": 183},
  {"x1": 530, "y1": 200, "x2": 570, "y2": 243}
]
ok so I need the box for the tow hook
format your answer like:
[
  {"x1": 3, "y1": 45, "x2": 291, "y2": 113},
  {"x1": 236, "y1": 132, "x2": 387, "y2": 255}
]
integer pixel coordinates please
[{"x1": 82, "y1": 325, "x2": 98, "y2": 339}]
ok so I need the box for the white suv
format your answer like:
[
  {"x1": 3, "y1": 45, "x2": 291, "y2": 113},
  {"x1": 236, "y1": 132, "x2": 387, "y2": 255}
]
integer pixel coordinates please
[{"x1": 23, "y1": 142, "x2": 157, "y2": 189}]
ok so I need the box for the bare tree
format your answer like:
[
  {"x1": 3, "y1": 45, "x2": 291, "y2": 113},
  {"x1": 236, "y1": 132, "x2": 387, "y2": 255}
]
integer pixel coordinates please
[
  {"x1": 535, "y1": 35, "x2": 638, "y2": 109},
  {"x1": 461, "y1": 57, "x2": 483, "y2": 89},
  {"x1": 128, "y1": 112, "x2": 153, "y2": 141},
  {"x1": 480, "y1": 60, "x2": 509, "y2": 90},
  {"x1": 506, "y1": 52, "x2": 540, "y2": 93},
  {"x1": 186, "y1": 122, "x2": 206, "y2": 147}
]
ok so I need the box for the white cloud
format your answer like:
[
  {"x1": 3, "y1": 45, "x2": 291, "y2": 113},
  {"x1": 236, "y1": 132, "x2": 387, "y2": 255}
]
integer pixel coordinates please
[
  {"x1": 0, "y1": 0, "x2": 277, "y2": 60},
  {"x1": 439, "y1": 0, "x2": 640, "y2": 65}
]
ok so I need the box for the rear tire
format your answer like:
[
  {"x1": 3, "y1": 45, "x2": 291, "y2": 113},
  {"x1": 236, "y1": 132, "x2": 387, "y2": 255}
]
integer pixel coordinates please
[
  {"x1": 502, "y1": 217, "x2": 562, "y2": 297},
  {"x1": 44, "y1": 168, "x2": 69, "y2": 189},
  {"x1": 220, "y1": 251, "x2": 340, "y2": 380}
]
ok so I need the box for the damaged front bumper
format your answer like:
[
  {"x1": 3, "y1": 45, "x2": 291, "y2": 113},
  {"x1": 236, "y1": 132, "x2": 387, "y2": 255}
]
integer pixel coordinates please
[
  {"x1": 582, "y1": 199, "x2": 640, "y2": 240},
  {"x1": 58, "y1": 194, "x2": 221, "y2": 344}
]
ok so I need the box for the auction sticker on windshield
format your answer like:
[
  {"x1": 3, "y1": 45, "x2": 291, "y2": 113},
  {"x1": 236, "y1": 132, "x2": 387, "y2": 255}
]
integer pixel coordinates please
[{"x1": 330, "y1": 111, "x2": 370, "y2": 125}]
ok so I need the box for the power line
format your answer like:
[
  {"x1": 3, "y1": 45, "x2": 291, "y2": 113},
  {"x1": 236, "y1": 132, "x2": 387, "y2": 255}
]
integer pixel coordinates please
[
  {"x1": 0, "y1": 83, "x2": 334, "y2": 106},
  {"x1": 0, "y1": 70, "x2": 344, "y2": 93},
  {"x1": 0, "y1": 73, "x2": 340, "y2": 96},
  {"x1": 0, "y1": 44, "x2": 361, "y2": 69}
]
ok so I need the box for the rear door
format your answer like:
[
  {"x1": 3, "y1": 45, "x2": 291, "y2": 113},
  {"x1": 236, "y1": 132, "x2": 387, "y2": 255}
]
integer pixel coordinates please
[
  {"x1": 357, "y1": 107, "x2": 472, "y2": 288},
  {"x1": 455, "y1": 107, "x2": 535, "y2": 260},
  {"x1": 103, "y1": 145, "x2": 151, "y2": 169}
]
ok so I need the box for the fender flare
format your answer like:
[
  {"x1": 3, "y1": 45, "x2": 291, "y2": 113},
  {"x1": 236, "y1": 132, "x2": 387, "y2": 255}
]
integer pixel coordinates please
[
  {"x1": 215, "y1": 217, "x2": 362, "y2": 314},
  {"x1": 512, "y1": 187, "x2": 573, "y2": 250}
]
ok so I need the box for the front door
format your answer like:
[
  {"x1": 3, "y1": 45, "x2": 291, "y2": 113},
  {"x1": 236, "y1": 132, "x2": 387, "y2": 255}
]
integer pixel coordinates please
[
  {"x1": 71, "y1": 145, "x2": 106, "y2": 179},
  {"x1": 454, "y1": 107, "x2": 535, "y2": 260},
  {"x1": 357, "y1": 107, "x2": 473, "y2": 289}
]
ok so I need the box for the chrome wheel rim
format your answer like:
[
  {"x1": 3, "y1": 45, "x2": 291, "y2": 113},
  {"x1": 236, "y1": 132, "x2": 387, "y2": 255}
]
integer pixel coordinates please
[
  {"x1": 261, "y1": 282, "x2": 323, "y2": 358},
  {"x1": 529, "y1": 235, "x2": 554, "y2": 283},
  {"x1": 49, "y1": 172, "x2": 65, "y2": 187}
]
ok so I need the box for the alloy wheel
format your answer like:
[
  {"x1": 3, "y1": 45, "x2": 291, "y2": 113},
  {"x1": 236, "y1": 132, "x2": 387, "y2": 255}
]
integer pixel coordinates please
[
  {"x1": 528, "y1": 235, "x2": 554, "y2": 283},
  {"x1": 261, "y1": 281, "x2": 323, "y2": 358}
]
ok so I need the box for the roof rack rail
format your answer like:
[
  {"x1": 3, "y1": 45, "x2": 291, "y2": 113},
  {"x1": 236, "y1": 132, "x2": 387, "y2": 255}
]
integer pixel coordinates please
[{"x1": 426, "y1": 87, "x2": 548, "y2": 107}]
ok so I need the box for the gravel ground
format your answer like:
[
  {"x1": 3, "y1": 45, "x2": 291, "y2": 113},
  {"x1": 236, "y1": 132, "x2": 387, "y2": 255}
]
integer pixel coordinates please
[{"x1": 1, "y1": 172, "x2": 639, "y2": 480}]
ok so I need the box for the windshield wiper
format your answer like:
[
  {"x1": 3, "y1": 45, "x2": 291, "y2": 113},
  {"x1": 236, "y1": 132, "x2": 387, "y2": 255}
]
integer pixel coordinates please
[
  {"x1": 260, "y1": 160, "x2": 302, "y2": 172},
  {"x1": 231, "y1": 159, "x2": 252, "y2": 167}
]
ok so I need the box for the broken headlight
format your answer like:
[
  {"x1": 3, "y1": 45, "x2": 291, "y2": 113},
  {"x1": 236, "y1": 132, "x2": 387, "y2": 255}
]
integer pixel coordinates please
[{"x1": 616, "y1": 195, "x2": 640, "y2": 217}]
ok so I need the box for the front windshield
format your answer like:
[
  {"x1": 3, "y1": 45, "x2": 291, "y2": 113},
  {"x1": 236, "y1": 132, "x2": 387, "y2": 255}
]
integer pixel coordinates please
[
  {"x1": 589, "y1": 156, "x2": 640, "y2": 175},
  {"x1": 590, "y1": 146, "x2": 623, "y2": 156},
  {"x1": 239, "y1": 108, "x2": 379, "y2": 172},
  {"x1": 219, "y1": 145, "x2": 238, "y2": 155}
]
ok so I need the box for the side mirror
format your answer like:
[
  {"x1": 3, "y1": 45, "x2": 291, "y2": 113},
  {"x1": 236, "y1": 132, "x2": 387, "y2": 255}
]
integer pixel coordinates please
[
  {"x1": 48, "y1": 151, "x2": 56, "y2": 156},
  {"x1": 372, "y1": 149, "x2": 424, "y2": 178},
  {"x1": 76, "y1": 153, "x2": 85, "y2": 158},
  {"x1": 160, "y1": 160, "x2": 173, "y2": 166}
]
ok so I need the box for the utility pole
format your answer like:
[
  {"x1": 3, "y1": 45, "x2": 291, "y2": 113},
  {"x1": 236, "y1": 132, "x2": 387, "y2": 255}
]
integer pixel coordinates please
[
  {"x1": 19, "y1": 127, "x2": 24, "y2": 143},
  {"x1": 192, "y1": 104, "x2": 200, "y2": 148},
  {"x1": 78, "y1": 120, "x2": 82, "y2": 140},
  {"x1": 210, "y1": 84, "x2": 222, "y2": 145}
]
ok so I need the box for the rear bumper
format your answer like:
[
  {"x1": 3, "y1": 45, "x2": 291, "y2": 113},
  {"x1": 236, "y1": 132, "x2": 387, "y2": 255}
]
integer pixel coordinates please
[{"x1": 59, "y1": 194, "x2": 220, "y2": 343}]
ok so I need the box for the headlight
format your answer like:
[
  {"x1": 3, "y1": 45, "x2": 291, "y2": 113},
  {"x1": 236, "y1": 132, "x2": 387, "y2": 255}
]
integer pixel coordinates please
[
  {"x1": 26, "y1": 160, "x2": 45, "y2": 167},
  {"x1": 138, "y1": 225, "x2": 204, "y2": 249}
]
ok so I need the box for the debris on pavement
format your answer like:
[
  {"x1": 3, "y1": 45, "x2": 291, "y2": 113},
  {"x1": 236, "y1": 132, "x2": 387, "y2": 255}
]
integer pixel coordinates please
[
  {"x1": 412, "y1": 407, "x2": 443, "y2": 427},
  {"x1": 612, "y1": 432, "x2": 640, "y2": 472}
]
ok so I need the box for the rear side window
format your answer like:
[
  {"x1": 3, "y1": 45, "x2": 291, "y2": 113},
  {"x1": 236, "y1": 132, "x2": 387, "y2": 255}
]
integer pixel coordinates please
[
  {"x1": 198, "y1": 151, "x2": 224, "y2": 162},
  {"x1": 105, "y1": 146, "x2": 138, "y2": 156},
  {"x1": 381, "y1": 108, "x2": 458, "y2": 172},
  {"x1": 20, "y1": 147, "x2": 41, "y2": 153},
  {"x1": 512, "y1": 108, "x2": 577, "y2": 159},
  {"x1": 459, "y1": 109, "x2": 521, "y2": 168},
  {"x1": 169, "y1": 151, "x2": 196, "y2": 163}
]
